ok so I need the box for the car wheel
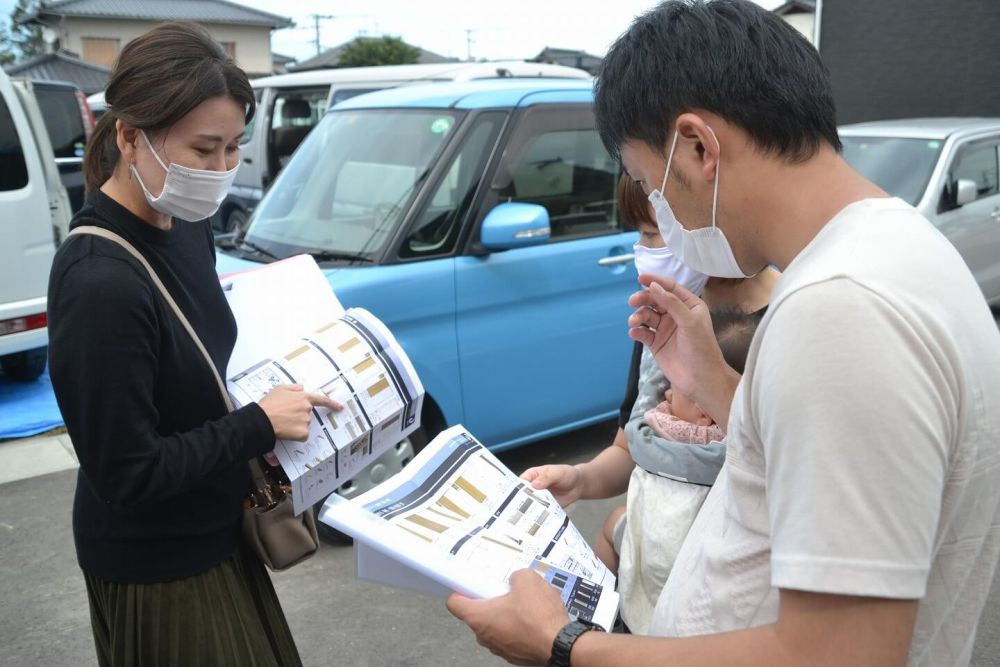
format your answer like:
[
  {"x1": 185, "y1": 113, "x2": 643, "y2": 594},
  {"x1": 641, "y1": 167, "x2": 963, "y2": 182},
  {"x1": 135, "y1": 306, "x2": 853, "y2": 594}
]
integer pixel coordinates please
[
  {"x1": 0, "y1": 347, "x2": 47, "y2": 382},
  {"x1": 314, "y1": 426, "x2": 430, "y2": 545},
  {"x1": 227, "y1": 209, "x2": 249, "y2": 236}
]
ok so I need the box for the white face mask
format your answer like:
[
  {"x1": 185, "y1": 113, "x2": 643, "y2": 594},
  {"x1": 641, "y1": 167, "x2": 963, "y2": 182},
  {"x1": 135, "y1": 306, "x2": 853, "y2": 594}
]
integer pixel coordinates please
[
  {"x1": 130, "y1": 130, "x2": 238, "y2": 222},
  {"x1": 632, "y1": 241, "x2": 710, "y2": 296},
  {"x1": 647, "y1": 127, "x2": 752, "y2": 279}
]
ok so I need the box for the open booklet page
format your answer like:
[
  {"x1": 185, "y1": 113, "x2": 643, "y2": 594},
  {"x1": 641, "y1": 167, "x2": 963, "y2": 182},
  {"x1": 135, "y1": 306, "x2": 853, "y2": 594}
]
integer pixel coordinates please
[
  {"x1": 320, "y1": 425, "x2": 620, "y2": 630},
  {"x1": 222, "y1": 255, "x2": 424, "y2": 514}
]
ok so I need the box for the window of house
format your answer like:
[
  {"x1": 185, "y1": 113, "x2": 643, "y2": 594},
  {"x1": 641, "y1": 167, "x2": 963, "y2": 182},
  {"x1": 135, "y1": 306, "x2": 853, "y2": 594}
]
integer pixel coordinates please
[
  {"x1": 0, "y1": 94, "x2": 29, "y2": 191},
  {"x1": 81, "y1": 37, "x2": 120, "y2": 68}
]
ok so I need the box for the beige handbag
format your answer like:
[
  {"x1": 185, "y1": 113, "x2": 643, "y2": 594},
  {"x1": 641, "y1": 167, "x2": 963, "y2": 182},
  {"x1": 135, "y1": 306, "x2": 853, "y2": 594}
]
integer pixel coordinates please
[{"x1": 69, "y1": 226, "x2": 320, "y2": 571}]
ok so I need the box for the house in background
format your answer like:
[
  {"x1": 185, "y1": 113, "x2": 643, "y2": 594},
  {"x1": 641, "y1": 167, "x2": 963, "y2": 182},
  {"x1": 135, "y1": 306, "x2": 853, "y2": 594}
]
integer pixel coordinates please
[
  {"x1": 531, "y1": 47, "x2": 602, "y2": 76},
  {"x1": 290, "y1": 37, "x2": 457, "y2": 72},
  {"x1": 3, "y1": 49, "x2": 108, "y2": 94},
  {"x1": 773, "y1": 0, "x2": 816, "y2": 43},
  {"x1": 18, "y1": 0, "x2": 292, "y2": 78},
  {"x1": 271, "y1": 52, "x2": 296, "y2": 75}
]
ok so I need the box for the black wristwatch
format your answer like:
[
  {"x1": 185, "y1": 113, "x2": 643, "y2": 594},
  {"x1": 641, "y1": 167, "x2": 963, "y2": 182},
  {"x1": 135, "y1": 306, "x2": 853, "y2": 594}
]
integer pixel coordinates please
[{"x1": 547, "y1": 619, "x2": 604, "y2": 667}]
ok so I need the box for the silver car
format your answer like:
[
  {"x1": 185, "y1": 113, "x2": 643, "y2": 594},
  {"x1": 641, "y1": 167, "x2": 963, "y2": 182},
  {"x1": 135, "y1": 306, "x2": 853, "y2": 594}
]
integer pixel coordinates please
[{"x1": 840, "y1": 118, "x2": 1000, "y2": 306}]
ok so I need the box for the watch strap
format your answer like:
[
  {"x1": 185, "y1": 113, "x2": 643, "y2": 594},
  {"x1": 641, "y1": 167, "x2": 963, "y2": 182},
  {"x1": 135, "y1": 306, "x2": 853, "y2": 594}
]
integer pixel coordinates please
[{"x1": 547, "y1": 619, "x2": 602, "y2": 667}]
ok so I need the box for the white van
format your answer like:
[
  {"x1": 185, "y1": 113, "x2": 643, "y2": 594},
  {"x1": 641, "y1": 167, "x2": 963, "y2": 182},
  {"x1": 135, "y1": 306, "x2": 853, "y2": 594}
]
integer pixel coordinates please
[
  {"x1": 0, "y1": 70, "x2": 72, "y2": 381},
  {"x1": 215, "y1": 60, "x2": 593, "y2": 232}
]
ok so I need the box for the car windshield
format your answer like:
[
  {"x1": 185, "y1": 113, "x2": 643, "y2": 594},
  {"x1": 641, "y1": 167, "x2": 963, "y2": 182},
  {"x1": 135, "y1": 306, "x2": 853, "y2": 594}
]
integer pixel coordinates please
[
  {"x1": 840, "y1": 136, "x2": 943, "y2": 206},
  {"x1": 244, "y1": 108, "x2": 463, "y2": 261}
]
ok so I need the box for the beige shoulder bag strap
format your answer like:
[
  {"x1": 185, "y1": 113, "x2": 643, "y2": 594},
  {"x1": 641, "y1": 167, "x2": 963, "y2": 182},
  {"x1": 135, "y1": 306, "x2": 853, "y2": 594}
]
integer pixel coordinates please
[{"x1": 68, "y1": 226, "x2": 235, "y2": 412}]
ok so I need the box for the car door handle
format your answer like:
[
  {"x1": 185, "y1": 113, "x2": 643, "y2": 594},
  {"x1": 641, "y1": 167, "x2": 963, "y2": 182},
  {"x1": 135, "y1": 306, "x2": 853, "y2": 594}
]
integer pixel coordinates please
[
  {"x1": 992, "y1": 208, "x2": 1000, "y2": 222},
  {"x1": 598, "y1": 253, "x2": 635, "y2": 266}
]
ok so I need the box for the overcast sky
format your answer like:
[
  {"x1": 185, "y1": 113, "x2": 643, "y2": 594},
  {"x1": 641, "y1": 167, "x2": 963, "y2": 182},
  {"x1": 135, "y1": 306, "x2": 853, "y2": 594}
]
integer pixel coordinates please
[{"x1": 2, "y1": 0, "x2": 782, "y2": 63}]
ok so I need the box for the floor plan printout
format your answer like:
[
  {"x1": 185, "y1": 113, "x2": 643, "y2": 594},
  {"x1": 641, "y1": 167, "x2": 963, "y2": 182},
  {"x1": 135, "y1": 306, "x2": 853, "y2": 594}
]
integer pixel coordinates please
[
  {"x1": 320, "y1": 425, "x2": 620, "y2": 630},
  {"x1": 222, "y1": 255, "x2": 424, "y2": 514}
]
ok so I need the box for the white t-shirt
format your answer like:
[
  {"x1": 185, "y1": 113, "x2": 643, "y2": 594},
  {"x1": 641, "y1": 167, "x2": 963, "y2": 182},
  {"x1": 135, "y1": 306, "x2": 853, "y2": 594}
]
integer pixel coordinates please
[{"x1": 648, "y1": 197, "x2": 1000, "y2": 666}]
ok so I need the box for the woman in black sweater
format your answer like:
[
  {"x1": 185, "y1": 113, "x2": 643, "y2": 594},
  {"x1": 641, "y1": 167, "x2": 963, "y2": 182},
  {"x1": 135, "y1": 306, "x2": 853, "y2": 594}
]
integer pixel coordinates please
[{"x1": 48, "y1": 22, "x2": 337, "y2": 666}]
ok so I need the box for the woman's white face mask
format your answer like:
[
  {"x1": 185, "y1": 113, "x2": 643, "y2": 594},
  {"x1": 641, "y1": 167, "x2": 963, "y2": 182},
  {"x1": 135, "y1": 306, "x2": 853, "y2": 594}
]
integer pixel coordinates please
[
  {"x1": 646, "y1": 127, "x2": 753, "y2": 279},
  {"x1": 632, "y1": 242, "x2": 710, "y2": 296},
  {"x1": 131, "y1": 130, "x2": 239, "y2": 222}
]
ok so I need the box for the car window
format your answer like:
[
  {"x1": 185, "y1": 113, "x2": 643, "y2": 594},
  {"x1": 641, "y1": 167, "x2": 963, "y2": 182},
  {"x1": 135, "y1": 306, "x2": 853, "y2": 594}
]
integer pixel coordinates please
[
  {"x1": 0, "y1": 92, "x2": 28, "y2": 191},
  {"x1": 241, "y1": 88, "x2": 263, "y2": 145},
  {"x1": 34, "y1": 87, "x2": 86, "y2": 159},
  {"x1": 840, "y1": 136, "x2": 942, "y2": 206},
  {"x1": 401, "y1": 112, "x2": 505, "y2": 259},
  {"x1": 951, "y1": 143, "x2": 999, "y2": 200},
  {"x1": 494, "y1": 111, "x2": 618, "y2": 240},
  {"x1": 270, "y1": 87, "x2": 329, "y2": 170},
  {"x1": 247, "y1": 108, "x2": 462, "y2": 261},
  {"x1": 330, "y1": 88, "x2": 384, "y2": 107}
]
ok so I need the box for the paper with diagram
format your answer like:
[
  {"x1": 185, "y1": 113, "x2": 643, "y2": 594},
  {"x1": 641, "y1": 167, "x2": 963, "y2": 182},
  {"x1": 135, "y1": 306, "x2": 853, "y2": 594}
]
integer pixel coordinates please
[
  {"x1": 319, "y1": 425, "x2": 620, "y2": 630},
  {"x1": 222, "y1": 255, "x2": 424, "y2": 514}
]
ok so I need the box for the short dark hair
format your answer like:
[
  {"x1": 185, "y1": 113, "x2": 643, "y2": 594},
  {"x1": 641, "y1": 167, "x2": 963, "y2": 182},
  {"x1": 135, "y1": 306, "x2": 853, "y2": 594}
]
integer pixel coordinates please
[
  {"x1": 595, "y1": 0, "x2": 841, "y2": 164},
  {"x1": 711, "y1": 307, "x2": 758, "y2": 374}
]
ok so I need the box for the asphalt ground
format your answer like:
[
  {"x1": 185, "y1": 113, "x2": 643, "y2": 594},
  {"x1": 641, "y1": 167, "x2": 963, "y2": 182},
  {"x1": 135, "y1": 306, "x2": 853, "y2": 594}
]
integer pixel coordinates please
[{"x1": 1, "y1": 419, "x2": 998, "y2": 666}]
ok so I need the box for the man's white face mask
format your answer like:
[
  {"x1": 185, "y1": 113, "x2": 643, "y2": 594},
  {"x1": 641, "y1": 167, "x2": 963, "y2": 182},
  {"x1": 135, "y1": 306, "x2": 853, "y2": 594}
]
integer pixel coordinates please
[
  {"x1": 131, "y1": 130, "x2": 239, "y2": 222},
  {"x1": 646, "y1": 127, "x2": 753, "y2": 279}
]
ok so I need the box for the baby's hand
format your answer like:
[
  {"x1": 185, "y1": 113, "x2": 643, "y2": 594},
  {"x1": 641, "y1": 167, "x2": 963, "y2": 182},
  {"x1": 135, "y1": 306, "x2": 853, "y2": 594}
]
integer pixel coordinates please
[{"x1": 520, "y1": 465, "x2": 584, "y2": 507}]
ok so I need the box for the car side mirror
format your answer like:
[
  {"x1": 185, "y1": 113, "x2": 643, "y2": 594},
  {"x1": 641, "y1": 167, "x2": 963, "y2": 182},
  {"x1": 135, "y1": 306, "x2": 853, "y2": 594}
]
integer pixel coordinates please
[
  {"x1": 480, "y1": 202, "x2": 551, "y2": 250},
  {"x1": 955, "y1": 178, "x2": 978, "y2": 207}
]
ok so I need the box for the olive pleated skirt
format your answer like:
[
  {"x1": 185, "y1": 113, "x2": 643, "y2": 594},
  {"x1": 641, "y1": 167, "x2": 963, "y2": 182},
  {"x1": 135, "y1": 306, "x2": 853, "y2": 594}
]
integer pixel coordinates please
[{"x1": 83, "y1": 543, "x2": 302, "y2": 667}]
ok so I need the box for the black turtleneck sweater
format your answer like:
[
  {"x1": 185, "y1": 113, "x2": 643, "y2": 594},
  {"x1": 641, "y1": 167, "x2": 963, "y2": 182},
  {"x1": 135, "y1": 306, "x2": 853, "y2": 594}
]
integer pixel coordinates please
[{"x1": 48, "y1": 190, "x2": 275, "y2": 583}]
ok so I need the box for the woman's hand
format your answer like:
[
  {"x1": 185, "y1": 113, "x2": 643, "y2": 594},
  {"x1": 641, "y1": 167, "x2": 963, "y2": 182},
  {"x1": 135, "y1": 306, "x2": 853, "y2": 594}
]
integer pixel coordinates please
[
  {"x1": 520, "y1": 464, "x2": 585, "y2": 507},
  {"x1": 258, "y1": 384, "x2": 342, "y2": 441}
]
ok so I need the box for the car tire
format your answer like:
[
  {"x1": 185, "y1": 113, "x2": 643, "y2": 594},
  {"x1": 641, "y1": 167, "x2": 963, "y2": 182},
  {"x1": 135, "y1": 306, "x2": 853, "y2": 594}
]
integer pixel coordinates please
[
  {"x1": 314, "y1": 425, "x2": 431, "y2": 545},
  {"x1": 0, "y1": 347, "x2": 48, "y2": 382},
  {"x1": 227, "y1": 209, "x2": 249, "y2": 236}
]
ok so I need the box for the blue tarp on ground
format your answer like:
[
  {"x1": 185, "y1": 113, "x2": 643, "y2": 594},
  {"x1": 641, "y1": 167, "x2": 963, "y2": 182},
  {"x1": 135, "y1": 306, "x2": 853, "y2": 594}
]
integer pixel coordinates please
[{"x1": 0, "y1": 365, "x2": 64, "y2": 439}]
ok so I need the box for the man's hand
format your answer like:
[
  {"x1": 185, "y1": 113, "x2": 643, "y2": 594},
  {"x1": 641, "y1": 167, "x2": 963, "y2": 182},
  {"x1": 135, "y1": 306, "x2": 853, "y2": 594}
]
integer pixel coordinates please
[
  {"x1": 447, "y1": 569, "x2": 571, "y2": 666},
  {"x1": 520, "y1": 464, "x2": 584, "y2": 507},
  {"x1": 628, "y1": 274, "x2": 739, "y2": 429}
]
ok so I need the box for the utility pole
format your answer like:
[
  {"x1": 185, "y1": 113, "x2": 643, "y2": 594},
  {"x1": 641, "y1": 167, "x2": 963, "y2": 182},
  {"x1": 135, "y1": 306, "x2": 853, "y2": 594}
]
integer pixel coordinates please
[
  {"x1": 465, "y1": 28, "x2": 476, "y2": 61},
  {"x1": 309, "y1": 14, "x2": 335, "y2": 56}
]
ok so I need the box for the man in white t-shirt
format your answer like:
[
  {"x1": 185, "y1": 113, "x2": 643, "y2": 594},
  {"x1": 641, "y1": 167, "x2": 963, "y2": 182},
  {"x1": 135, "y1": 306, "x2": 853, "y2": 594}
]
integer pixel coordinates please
[{"x1": 446, "y1": 1, "x2": 1000, "y2": 665}]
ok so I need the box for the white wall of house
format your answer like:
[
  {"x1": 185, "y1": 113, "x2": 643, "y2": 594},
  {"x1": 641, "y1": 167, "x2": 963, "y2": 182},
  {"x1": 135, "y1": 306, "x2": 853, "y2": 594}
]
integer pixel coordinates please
[
  {"x1": 782, "y1": 12, "x2": 816, "y2": 43},
  {"x1": 57, "y1": 18, "x2": 274, "y2": 75}
]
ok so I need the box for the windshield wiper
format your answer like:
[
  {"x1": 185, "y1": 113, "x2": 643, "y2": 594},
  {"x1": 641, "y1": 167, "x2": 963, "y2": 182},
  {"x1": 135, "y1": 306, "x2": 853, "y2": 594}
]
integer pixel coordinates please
[
  {"x1": 236, "y1": 238, "x2": 279, "y2": 261},
  {"x1": 302, "y1": 249, "x2": 374, "y2": 264}
]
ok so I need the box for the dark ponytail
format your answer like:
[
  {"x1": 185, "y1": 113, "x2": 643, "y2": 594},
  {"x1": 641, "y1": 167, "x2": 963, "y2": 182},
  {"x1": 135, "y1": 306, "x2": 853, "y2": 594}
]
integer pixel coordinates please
[{"x1": 83, "y1": 21, "x2": 256, "y2": 193}]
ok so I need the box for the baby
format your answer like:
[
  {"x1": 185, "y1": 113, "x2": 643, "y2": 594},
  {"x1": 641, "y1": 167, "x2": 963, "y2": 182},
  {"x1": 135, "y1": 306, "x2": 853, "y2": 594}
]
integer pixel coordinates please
[
  {"x1": 643, "y1": 308, "x2": 756, "y2": 445},
  {"x1": 615, "y1": 307, "x2": 759, "y2": 634}
]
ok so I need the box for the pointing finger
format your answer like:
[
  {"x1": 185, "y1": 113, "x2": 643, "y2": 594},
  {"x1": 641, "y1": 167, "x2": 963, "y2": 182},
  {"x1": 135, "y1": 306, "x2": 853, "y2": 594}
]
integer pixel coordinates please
[{"x1": 306, "y1": 393, "x2": 343, "y2": 412}]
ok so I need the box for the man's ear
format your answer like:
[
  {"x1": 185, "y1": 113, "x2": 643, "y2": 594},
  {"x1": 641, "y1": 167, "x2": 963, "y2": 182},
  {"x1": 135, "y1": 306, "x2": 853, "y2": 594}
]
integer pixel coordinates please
[
  {"x1": 674, "y1": 112, "x2": 720, "y2": 183},
  {"x1": 116, "y1": 120, "x2": 139, "y2": 165}
]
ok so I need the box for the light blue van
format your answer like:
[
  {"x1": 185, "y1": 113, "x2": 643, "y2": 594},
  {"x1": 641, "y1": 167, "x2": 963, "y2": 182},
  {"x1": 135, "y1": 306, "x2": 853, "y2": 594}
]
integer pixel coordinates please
[{"x1": 216, "y1": 78, "x2": 638, "y2": 499}]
